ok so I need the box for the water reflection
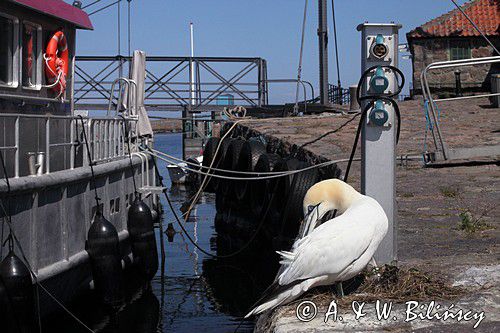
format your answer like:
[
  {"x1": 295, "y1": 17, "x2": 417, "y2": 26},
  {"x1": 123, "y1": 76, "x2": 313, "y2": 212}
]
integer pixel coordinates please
[
  {"x1": 155, "y1": 134, "x2": 282, "y2": 332},
  {"x1": 159, "y1": 185, "x2": 271, "y2": 332},
  {"x1": 42, "y1": 277, "x2": 161, "y2": 333},
  {"x1": 42, "y1": 134, "x2": 281, "y2": 332},
  {"x1": 99, "y1": 288, "x2": 160, "y2": 333}
]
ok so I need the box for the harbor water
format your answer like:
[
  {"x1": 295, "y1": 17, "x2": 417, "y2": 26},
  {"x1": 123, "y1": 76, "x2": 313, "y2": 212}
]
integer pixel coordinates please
[{"x1": 42, "y1": 133, "x2": 278, "y2": 333}]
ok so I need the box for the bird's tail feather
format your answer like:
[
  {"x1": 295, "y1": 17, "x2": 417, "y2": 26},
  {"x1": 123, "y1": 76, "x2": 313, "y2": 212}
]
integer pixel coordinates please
[
  {"x1": 245, "y1": 276, "x2": 326, "y2": 318},
  {"x1": 244, "y1": 283, "x2": 300, "y2": 318},
  {"x1": 276, "y1": 250, "x2": 295, "y2": 265}
]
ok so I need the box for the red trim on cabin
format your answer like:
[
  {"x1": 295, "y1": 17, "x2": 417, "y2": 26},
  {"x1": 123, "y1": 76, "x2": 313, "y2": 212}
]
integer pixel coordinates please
[{"x1": 9, "y1": 0, "x2": 93, "y2": 30}]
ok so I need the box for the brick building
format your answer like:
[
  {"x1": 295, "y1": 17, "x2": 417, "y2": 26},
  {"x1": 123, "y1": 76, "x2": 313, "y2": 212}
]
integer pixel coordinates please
[{"x1": 407, "y1": 0, "x2": 500, "y2": 96}]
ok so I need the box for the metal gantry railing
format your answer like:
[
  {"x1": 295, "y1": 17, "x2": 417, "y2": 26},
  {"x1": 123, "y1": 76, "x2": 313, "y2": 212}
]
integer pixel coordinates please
[
  {"x1": 420, "y1": 55, "x2": 500, "y2": 162},
  {"x1": 328, "y1": 84, "x2": 350, "y2": 105},
  {"x1": 74, "y1": 55, "x2": 269, "y2": 111},
  {"x1": 0, "y1": 114, "x2": 138, "y2": 178}
]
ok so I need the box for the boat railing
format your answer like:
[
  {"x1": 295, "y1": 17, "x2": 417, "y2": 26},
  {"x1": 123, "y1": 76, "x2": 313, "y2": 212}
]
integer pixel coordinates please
[{"x1": 0, "y1": 113, "x2": 138, "y2": 178}]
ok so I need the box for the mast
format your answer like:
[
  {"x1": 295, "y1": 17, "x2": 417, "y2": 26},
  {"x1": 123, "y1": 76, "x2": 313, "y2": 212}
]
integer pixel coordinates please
[{"x1": 318, "y1": 0, "x2": 329, "y2": 105}]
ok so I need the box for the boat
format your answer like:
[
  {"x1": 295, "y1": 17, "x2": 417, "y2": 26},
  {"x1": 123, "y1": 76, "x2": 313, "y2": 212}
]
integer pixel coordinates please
[
  {"x1": 0, "y1": 0, "x2": 159, "y2": 319},
  {"x1": 167, "y1": 155, "x2": 203, "y2": 184}
]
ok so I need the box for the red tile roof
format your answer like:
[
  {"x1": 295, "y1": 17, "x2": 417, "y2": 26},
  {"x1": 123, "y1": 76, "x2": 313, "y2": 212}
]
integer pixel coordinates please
[
  {"x1": 407, "y1": 0, "x2": 499, "y2": 39},
  {"x1": 10, "y1": 0, "x2": 93, "y2": 30}
]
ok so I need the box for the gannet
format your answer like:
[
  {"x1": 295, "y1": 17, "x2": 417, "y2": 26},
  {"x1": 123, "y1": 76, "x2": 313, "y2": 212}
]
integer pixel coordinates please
[{"x1": 245, "y1": 179, "x2": 388, "y2": 318}]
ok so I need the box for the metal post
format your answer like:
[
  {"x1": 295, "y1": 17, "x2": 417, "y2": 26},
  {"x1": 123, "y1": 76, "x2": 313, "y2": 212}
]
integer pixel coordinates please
[
  {"x1": 189, "y1": 22, "x2": 196, "y2": 107},
  {"x1": 454, "y1": 69, "x2": 463, "y2": 97},
  {"x1": 358, "y1": 23, "x2": 401, "y2": 264},
  {"x1": 70, "y1": 119, "x2": 75, "y2": 169},
  {"x1": 14, "y1": 116, "x2": 19, "y2": 178},
  {"x1": 318, "y1": 0, "x2": 329, "y2": 106},
  {"x1": 45, "y1": 117, "x2": 50, "y2": 174},
  {"x1": 257, "y1": 59, "x2": 264, "y2": 106}
]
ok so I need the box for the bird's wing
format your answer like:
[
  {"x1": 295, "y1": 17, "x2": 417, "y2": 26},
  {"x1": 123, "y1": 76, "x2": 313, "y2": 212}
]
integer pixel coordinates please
[{"x1": 277, "y1": 216, "x2": 375, "y2": 286}]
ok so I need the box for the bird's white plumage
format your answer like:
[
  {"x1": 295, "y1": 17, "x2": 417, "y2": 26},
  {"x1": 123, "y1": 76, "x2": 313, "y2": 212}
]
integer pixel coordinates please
[
  {"x1": 278, "y1": 196, "x2": 387, "y2": 286},
  {"x1": 245, "y1": 179, "x2": 388, "y2": 318}
]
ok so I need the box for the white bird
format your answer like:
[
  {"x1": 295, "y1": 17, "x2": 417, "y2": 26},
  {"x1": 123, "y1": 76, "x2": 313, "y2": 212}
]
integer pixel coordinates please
[{"x1": 245, "y1": 179, "x2": 388, "y2": 318}]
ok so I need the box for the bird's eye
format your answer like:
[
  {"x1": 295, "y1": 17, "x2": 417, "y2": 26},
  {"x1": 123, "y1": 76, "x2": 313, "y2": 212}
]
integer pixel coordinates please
[{"x1": 307, "y1": 205, "x2": 315, "y2": 214}]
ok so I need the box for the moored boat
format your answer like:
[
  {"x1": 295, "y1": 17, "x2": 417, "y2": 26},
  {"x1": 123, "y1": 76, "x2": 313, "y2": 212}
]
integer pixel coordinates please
[{"x1": 0, "y1": 0, "x2": 159, "y2": 320}]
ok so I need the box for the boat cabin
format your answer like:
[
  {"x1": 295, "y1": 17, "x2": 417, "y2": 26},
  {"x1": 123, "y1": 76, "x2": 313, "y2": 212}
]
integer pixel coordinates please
[
  {"x1": 0, "y1": 0, "x2": 92, "y2": 112},
  {"x1": 0, "y1": 0, "x2": 92, "y2": 178}
]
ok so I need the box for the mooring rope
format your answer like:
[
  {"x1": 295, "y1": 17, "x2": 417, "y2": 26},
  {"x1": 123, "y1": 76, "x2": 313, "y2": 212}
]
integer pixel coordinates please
[
  {"x1": 148, "y1": 147, "x2": 297, "y2": 175},
  {"x1": 149, "y1": 147, "x2": 280, "y2": 260},
  {"x1": 146, "y1": 148, "x2": 351, "y2": 181},
  {"x1": 175, "y1": 119, "x2": 244, "y2": 222}
]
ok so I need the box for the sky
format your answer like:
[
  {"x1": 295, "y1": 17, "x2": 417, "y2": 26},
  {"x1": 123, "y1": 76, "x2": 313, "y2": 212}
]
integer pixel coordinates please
[{"x1": 73, "y1": 0, "x2": 468, "y2": 103}]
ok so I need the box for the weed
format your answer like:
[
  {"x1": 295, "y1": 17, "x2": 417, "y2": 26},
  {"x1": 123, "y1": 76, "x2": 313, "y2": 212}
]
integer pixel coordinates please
[
  {"x1": 457, "y1": 210, "x2": 491, "y2": 233},
  {"x1": 439, "y1": 186, "x2": 459, "y2": 198}
]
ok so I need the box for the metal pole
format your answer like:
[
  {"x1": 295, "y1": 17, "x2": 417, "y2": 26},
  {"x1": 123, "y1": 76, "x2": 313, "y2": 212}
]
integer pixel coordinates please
[
  {"x1": 331, "y1": 0, "x2": 341, "y2": 89},
  {"x1": 127, "y1": 0, "x2": 131, "y2": 56},
  {"x1": 318, "y1": 0, "x2": 329, "y2": 105},
  {"x1": 190, "y1": 22, "x2": 196, "y2": 107},
  {"x1": 294, "y1": 0, "x2": 308, "y2": 115},
  {"x1": 454, "y1": 69, "x2": 463, "y2": 97},
  {"x1": 117, "y1": 0, "x2": 121, "y2": 55},
  {"x1": 358, "y1": 23, "x2": 401, "y2": 264}
]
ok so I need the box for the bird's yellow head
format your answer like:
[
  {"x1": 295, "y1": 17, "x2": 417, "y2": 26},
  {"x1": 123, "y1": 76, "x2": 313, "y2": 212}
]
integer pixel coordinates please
[{"x1": 300, "y1": 179, "x2": 363, "y2": 237}]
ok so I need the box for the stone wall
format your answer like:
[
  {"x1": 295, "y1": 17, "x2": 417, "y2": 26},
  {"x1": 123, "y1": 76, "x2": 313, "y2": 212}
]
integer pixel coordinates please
[{"x1": 410, "y1": 36, "x2": 500, "y2": 96}]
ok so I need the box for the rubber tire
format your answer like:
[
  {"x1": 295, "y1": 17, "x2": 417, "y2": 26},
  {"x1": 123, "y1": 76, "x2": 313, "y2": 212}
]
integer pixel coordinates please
[
  {"x1": 250, "y1": 153, "x2": 280, "y2": 217},
  {"x1": 202, "y1": 137, "x2": 221, "y2": 192},
  {"x1": 215, "y1": 138, "x2": 236, "y2": 211},
  {"x1": 220, "y1": 139, "x2": 245, "y2": 207},
  {"x1": 278, "y1": 161, "x2": 320, "y2": 238},
  {"x1": 318, "y1": 162, "x2": 342, "y2": 181},
  {"x1": 234, "y1": 140, "x2": 267, "y2": 202},
  {"x1": 186, "y1": 157, "x2": 200, "y2": 184},
  {"x1": 268, "y1": 158, "x2": 300, "y2": 215}
]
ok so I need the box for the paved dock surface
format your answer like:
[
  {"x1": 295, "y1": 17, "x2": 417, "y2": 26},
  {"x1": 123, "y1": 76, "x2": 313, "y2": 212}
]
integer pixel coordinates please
[{"x1": 240, "y1": 98, "x2": 499, "y2": 332}]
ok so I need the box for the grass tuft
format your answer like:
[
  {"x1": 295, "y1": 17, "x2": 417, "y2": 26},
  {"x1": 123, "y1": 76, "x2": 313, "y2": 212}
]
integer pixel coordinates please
[
  {"x1": 457, "y1": 210, "x2": 492, "y2": 233},
  {"x1": 439, "y1": 186, "x2": 459, "y2": 198}
]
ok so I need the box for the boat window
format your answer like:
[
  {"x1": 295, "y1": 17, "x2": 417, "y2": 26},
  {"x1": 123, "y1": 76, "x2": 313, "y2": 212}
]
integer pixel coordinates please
[
  {"x1": 0, "y1": 14, "x2": 19, "y2": 87},
  {"x1": 22, "y1": 22, "x2": 42, "y2": 89}
]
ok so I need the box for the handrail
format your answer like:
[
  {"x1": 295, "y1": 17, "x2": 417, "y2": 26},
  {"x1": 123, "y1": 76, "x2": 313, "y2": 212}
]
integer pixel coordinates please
[
  {"x1": 264, "y1": 79, "x2": 314, "y2": 101},
  {"x1": 264, "y1": 79, "x2": 312, "y2": 113},
  {"x1": 420, "y1": 55, "x2": 500, "y2": 160},
  {"x1": 107, "y1": 78, "x2": 138, "y2": 117},
  {"x1": 0, "y1": 113, "x2": 138, "y2": 178}
]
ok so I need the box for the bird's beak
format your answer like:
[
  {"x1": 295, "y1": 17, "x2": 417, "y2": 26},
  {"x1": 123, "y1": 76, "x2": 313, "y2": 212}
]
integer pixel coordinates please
[{"x1": 300, "y1": 204, "x2": 321, "y2": 239}]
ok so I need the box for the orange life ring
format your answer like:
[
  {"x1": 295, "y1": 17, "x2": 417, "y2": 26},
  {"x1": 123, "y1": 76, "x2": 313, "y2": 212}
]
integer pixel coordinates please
[{"x1": 44, "y1": 30, "x2": 68, "y2": 95}]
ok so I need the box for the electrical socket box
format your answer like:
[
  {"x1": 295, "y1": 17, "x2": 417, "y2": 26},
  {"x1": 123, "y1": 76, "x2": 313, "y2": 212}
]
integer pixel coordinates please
[
  {"x1": 358, "y1": 24, "x2": 400, "y2": 65},
  {"x1": 358, "y1": 23, "x2": 401, "y2": 127},
  {"x1": 357, "y1": 22, "x2": 401, "y2": 265}
]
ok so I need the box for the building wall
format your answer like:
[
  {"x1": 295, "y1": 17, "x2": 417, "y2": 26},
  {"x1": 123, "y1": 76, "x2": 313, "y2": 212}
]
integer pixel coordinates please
[{"x1": 409, "y1": 36, "x2": 500, "y2": 96}]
